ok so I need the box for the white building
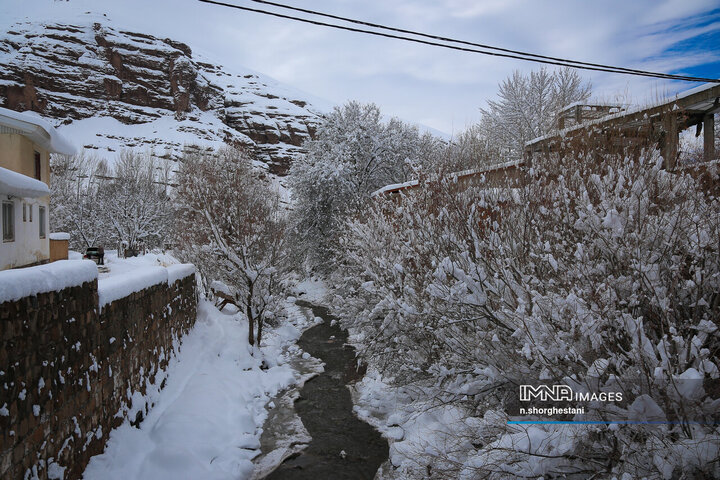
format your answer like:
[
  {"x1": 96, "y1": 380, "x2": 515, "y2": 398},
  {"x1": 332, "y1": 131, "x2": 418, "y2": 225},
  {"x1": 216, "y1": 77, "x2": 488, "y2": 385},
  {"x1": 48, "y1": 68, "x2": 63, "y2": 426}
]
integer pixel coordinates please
[{"x1": 0, "y1": 107, "x2": 76, "y2": 270}]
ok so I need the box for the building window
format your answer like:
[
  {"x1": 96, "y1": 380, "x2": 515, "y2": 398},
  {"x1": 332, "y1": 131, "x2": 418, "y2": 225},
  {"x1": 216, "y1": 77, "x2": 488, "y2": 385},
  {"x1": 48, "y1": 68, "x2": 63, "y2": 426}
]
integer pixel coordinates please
[
  {"x1": 39, "y1": 206, "x2": 46, "y2": 239},
  {"x1": 23, "y1": 203, "x2": 26, "y2": 222},
  {"x1": 34, "y1": 151, "x2": 42, "y2": 181},
  {"x1": 2, "y1": 201, "x2": 14, "y2": 242},
  {"x1": 29, "y1": 204, "x2": 32, "y2": 222}
]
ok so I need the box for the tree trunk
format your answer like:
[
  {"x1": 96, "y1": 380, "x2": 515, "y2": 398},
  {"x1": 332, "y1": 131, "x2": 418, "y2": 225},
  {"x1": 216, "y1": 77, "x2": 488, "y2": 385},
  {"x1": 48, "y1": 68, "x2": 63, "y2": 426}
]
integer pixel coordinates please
[
  {"x1": 247, "y1": 304, "x2": 255, "y2": 346},
  {"x1": 257, "y1": 316, "x2": 263, "y2": 346},
  {"x1": 246, "y1": 280, "x2": 255, "y2": 346}
]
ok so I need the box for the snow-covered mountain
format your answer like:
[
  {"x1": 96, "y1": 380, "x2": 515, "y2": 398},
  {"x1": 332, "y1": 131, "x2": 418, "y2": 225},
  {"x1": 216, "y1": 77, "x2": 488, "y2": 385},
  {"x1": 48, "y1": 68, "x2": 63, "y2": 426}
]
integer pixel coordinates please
[{"x1": 0, "y1": 14, "x2": 330, "y2": 175}]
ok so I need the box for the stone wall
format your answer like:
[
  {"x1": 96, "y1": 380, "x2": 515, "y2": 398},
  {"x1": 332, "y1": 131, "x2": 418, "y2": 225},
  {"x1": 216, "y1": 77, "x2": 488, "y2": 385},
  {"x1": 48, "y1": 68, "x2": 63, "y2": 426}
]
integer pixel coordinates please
[{"x1": 0, "y1": 272, "x2": 196, "y2": 479}]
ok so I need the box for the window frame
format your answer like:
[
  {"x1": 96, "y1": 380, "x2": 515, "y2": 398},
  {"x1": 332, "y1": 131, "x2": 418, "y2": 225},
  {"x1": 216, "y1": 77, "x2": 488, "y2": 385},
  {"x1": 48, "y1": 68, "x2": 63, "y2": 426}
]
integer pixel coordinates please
[
  {"x1": 2, "y1": 201, "x2": 15, "y2": 243},
  {"x1": 34, "y1": 151, "x2": 42, "y2": 181},
  {"x1": 38, "y1": 205, "x2": 46, "y2": 239}
]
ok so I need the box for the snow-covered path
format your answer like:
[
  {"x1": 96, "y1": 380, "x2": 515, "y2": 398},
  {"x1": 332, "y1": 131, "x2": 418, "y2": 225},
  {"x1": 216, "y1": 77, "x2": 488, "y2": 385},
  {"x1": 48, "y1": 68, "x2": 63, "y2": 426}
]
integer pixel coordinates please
[{"x1": 83, "y1": 300, "x2": 313, "y2": 480}]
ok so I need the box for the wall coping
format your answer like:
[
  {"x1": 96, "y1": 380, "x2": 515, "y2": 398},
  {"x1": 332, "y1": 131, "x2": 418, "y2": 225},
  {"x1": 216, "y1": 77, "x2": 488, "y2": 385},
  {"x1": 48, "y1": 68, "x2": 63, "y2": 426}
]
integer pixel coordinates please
[
  {"x1": 0, "y1": 259, "x2": 98, "y2": 304},
  {"x1": 98, "y1": 263, "x2": 195, "y2": 310}
]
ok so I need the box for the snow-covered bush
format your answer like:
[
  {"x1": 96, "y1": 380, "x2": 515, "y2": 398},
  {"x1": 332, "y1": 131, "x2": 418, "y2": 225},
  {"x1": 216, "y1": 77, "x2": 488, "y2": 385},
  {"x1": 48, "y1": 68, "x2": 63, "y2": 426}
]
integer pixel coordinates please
[
  {"x1": 174, "y1": 147, "x2": 287, "y2": 347},
  {"x1": 333, "y1": 151, "x2": 720, "y2": 478}
]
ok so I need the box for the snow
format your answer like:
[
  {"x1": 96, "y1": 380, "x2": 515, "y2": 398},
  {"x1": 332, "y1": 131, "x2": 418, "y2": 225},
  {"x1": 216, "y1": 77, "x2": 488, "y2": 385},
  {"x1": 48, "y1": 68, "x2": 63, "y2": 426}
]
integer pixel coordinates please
[
  {"x1": 0, "y1": 106, "x2": 76, "y2": 155},
  {"x1": 371, "y1": 160, "x2": 524, "y2": 197},
  {"x1": 371, "y1": 179, "x2": 420, "y2": 197},
  {"x1": 0, "y1": 259, "x2": 98, "y2": 304},
  {"x1": 0, "y1": 166, "x2": 50, "y2": 198},
  {"x1": 90, "y1": 252, "x2": 195, "y2": 309},
  {"x1": 97, "y1": 267, "x2": 168, "y2": 309},
  {"x1": 166, "y1": 263, "x2": 196, "y2": 284},
  {"x1": 83, "y1": 298, "x2": 315, "y2": 480},
  {"x1": 292, "y1": 278, "x2": 328, "y2": 303},
  {"x1": 210, "y1": 280, "x2": 234, "y2": 297},
  {"x1": 49, "y1": 232, "x2": 71, "y2": 241}
]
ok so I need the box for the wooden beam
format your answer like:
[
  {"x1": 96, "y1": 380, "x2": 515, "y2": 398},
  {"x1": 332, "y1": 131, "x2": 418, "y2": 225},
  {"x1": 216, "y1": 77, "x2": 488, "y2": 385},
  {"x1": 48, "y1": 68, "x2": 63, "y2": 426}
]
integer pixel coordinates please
[
  {"x1": 704, "y1": 114, "x2": 715, "y2": 161},
  {"x1": 663, "y1": 113, "x2": 678, "y2": 170}
]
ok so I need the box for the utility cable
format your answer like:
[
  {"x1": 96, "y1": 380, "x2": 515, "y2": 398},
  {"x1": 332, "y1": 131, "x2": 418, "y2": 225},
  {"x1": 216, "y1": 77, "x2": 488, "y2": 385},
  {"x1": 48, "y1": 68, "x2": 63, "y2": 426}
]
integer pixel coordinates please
[
  {"x1": 247, "y1": 0, "x2": 700, "y2": 80},
  {"x1": 197, "y1": 0, "x2": 720, "y2": 83}
]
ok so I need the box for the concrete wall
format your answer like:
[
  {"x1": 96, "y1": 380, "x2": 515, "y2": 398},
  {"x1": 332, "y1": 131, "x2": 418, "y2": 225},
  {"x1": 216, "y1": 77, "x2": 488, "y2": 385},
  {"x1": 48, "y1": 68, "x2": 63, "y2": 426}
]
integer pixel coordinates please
[
  {"x1": 0, "y1": 270, "x2": 197, "y2": 479},
  {"x1": 1, "y1": 197, "x2": 50, "y2": 270},
  {"x1": 0, "y1": 134, "x2": 50, "y2": 186},
  {"x1": 1, "y1": 133, "x2": 52, "y2": 269}
]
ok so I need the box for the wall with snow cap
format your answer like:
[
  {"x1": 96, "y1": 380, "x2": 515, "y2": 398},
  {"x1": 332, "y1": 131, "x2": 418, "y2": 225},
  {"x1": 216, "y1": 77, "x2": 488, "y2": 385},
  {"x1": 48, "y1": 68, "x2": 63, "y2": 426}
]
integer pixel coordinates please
[{"x1": 0, "y1": 262, "x2": 196, "y2": 479}]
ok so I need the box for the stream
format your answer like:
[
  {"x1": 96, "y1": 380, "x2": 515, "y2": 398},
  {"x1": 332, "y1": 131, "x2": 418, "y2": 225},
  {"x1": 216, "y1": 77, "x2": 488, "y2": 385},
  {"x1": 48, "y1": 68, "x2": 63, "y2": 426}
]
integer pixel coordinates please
[{"x1": 260, "y1": 301, "x2": 389, "y2": 479}]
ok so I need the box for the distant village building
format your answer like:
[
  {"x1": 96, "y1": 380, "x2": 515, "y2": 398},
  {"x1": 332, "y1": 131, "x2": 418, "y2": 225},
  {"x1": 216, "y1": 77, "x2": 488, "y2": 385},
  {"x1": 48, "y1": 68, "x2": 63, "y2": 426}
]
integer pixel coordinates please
[
  {"x1": 556, "y1": 102, "x2": 626, "y2": 130},
  {"x1": 0, "y1": 107, "x2": 76, "y2": 270},
  {"x1": 525, "y1": 83, "x2": 720, "y2": 169}
]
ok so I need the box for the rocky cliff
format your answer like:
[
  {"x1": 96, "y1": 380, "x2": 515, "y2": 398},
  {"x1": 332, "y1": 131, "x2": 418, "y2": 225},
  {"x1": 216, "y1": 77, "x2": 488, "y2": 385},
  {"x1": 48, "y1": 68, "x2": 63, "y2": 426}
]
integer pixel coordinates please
[{"x1": 0, "y1": 17, "x2": 326, "y2": 174}]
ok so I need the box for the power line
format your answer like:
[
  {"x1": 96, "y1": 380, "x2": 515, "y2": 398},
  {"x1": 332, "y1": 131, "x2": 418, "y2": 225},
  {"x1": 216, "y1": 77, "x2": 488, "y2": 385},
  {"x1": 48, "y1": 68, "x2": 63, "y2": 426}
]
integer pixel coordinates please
[
  {"x1": 197, "y1": 0, "x2": 720, "y2": 83},
  {"x1": 246, "y1": 0, "x2": 693, "y2": 80}
]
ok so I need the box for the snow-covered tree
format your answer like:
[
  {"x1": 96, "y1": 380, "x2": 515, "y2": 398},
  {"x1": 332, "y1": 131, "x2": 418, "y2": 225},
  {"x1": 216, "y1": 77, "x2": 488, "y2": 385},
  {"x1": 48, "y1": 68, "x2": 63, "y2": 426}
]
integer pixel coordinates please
[
  {"x1": 51, "y1": 151, "x2": 172, "y2": 252},
  {"x1": 479, "y1": 67, "x2": 591, "y2": 161},
  {"x1": 174, "y1": 147, "x2": 287, "y2": 347},
  {"x1": 290, "y1": 101, "x2": 431, "y2": 271},
  {"x1": 98, "y1": 151, "x2": 171, "y2": 254},
  {"x1": 50, "y1": 152, "x2": 109, "y2": 249}
]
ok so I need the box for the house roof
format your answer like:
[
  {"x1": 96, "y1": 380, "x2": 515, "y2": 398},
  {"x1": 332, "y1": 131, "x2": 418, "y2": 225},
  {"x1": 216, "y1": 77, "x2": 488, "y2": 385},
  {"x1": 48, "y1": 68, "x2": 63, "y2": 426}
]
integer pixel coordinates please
[
  {"x1": 0, "y1": 166, "x2": 50, "y2": 198},
  {"x1": 0, "y1": 107, "x2": 76, "y2": 155}
]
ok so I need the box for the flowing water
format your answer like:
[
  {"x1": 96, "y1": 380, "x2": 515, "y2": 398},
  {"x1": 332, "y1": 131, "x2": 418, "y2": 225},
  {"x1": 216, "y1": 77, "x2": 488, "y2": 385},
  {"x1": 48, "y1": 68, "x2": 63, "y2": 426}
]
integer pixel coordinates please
[{"x1": 261, "y1": 301, "x2": 389, "y2": 479}]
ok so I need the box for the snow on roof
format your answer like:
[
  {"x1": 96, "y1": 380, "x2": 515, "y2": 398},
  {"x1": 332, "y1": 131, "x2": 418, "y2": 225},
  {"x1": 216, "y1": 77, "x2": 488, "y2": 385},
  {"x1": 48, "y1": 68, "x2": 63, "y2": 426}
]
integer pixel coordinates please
[
  {"x1": 559, "y1": 101, "x2": 626, "y2": 112},
  {"x1": 0, "y1": 107, "x2": 76, "y2": 155},
  {"x1": 0, "y1": 165, "x2": 50, "y2": 198},
  {"x1": 0, "y1": 259, "x2": 98, "y2": 304}
]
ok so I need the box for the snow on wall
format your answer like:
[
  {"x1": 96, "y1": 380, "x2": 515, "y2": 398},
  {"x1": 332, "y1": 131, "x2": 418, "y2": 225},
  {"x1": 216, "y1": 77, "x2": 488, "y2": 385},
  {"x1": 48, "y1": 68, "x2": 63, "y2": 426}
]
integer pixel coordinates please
[
  {"x1": 166, "y1": 263, "x2": 195, "y2": 284},
  {"x1": 0, "y1": 261, "x2": 197, "y2": 479},
  {"x1": 97, "y1": 263, "x2": 197, "y2": 309},
  {"x1": 97, "y1": 266, "x2": 168, "y2": 309},
  {"x1": 0, "y1": 259, "x2": 97, "y2": 304}
]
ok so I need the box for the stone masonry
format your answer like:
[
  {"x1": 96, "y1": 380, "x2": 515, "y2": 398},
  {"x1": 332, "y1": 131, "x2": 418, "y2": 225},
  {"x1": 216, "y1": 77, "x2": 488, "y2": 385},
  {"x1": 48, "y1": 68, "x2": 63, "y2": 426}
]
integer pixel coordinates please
[{"x1": 0, "y1": 272, "x2": 196, "y2": 479}]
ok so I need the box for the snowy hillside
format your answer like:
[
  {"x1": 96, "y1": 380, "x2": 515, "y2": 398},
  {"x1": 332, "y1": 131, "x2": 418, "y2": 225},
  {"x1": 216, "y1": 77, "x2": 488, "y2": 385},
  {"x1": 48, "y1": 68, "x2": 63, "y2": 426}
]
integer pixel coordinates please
[{"x1": 0, "y1": 12, "x2": 331, "y2": 174}]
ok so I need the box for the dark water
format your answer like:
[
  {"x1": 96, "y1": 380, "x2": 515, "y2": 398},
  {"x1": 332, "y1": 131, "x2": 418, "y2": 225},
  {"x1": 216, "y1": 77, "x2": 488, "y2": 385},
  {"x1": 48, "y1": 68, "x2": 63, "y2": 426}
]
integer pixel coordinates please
[{"x1": 263, "y1": 301, "x2": 389, "y2": 480}]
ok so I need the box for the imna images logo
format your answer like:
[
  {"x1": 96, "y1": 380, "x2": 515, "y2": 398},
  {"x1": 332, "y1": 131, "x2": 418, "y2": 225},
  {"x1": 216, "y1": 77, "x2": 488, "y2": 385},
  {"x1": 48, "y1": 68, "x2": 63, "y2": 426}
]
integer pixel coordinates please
[
  {"x1": 519, "y1": 384, "x2": 623, "y2": 402},
  {"x1": 519, "y1": 384, "x2": 573, "y2": 402}
]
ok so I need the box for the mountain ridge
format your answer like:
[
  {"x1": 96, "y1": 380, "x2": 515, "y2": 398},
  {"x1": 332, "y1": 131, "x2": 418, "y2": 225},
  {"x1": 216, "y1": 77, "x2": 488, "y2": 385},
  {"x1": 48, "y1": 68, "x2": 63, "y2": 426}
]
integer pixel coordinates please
[{"x1": 0, "y1": 14, "x2": 328, "y2": 174}]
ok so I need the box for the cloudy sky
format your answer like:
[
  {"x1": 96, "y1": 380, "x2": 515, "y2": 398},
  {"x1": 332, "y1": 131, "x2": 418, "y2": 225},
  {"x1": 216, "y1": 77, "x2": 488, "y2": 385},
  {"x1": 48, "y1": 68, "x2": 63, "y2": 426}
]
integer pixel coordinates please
[{"x1": 3, "y1": 0, "x2": 719, "y2": 134}]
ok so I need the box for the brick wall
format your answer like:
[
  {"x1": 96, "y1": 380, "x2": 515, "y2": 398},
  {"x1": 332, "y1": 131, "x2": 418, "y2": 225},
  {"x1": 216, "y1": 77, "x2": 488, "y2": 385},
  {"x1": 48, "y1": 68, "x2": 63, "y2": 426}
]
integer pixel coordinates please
[{"x1": 0, "y1": 272, "x2": 196, "y2": 480}]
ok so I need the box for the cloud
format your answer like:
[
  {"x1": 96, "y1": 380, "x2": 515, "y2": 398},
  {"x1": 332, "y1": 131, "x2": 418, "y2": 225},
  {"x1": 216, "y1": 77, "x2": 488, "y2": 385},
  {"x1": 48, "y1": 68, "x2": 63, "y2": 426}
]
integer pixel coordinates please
[{"x1": 1, "y1": 0, "x2": 717, "y2": 134}]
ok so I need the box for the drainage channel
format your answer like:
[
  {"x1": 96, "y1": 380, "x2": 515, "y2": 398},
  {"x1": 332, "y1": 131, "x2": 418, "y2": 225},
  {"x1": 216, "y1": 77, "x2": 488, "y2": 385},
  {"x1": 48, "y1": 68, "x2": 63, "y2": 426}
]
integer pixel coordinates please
[{"x1": 260, "y1": 301, "x2": 389, "y2": 479}]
